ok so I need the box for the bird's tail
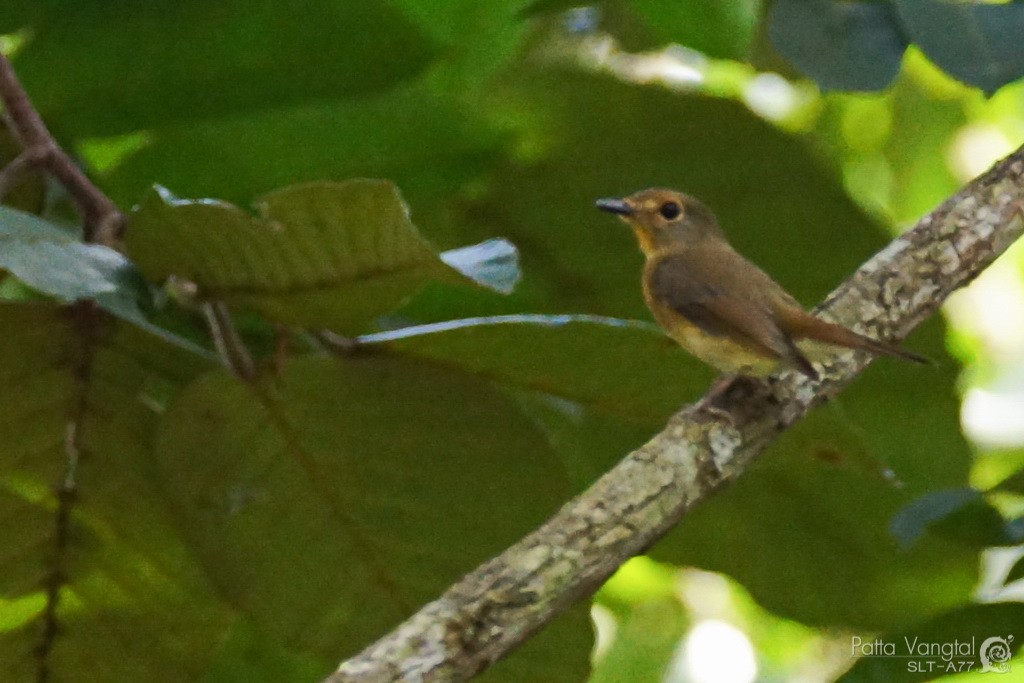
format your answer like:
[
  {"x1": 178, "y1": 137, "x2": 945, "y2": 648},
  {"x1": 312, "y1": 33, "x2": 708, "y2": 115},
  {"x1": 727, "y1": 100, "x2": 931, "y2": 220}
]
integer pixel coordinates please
[{"x1": 785, "y1": 311, "x2": 929, "y2": 364}]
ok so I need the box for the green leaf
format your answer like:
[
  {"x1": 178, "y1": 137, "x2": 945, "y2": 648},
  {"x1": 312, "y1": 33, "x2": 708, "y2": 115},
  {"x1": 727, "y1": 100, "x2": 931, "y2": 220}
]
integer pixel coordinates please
[
  {"x1": 0, "y1": 206, "x2": 215, "y2": 357},
  {"x1": 891, "y1": 488, "x2": 1019, "y2": 550},
  {"x1": 0, "y1": 303, "x2": 230, "y2": 681},
  {"x1": 631, "y1": 0, "x2": 760, "y2": 60},
  {"x1": 8, "y1": 0, "x2": 437, "y2": 136},
  {"x1": 589, "y1": 599, "x2": 688, "y2": 683},
  {"x1": 895, "y1": 0, "x2": 1024, "y2": 95},
  {"x1": 768, "y1": 0, "x2": 908, "y2": 91},
  {"x1": 98, "y1": 81, "x2": 501, "y2": 214},
  {"x1": 126, "y1": 180, "x2": 519, "y2": 333},
  {"x1": 0, "y1": 206, "x2": 137, "y2": 302},
  {"x1": 358, "y1": 314, "x2": 707, "y2": 424},
  {"x1": 152, "y1": 356, "x2": 591, "y2": 681},
  {"x1": 388, "y1": 0, "x2": 535, "y2": 88},
  {"x1": 838, "y1": 603, "x2": 1024, "y2": 682}
]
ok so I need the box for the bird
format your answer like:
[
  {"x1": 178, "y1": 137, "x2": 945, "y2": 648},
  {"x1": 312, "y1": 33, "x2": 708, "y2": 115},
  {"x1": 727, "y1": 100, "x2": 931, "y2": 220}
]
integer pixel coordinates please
[{"x1": 595, "y1": 188, "x2": 927, "y2": 380}]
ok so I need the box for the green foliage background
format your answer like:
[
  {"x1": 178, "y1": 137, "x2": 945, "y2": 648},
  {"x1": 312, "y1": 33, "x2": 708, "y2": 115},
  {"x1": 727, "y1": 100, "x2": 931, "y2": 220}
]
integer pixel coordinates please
[{"x1": 2, "y1": 1, "x2": 1024, "y2": 681}]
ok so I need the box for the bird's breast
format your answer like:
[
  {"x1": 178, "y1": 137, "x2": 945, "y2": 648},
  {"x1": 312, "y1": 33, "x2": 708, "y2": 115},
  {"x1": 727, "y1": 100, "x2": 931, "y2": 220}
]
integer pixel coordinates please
[{"x1": 646, "y1": 295, "x2": 781, "y2": 376}]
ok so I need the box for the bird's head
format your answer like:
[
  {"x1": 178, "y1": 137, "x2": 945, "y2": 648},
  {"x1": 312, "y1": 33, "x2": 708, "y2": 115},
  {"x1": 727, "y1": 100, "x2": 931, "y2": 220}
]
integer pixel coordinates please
[{"x1": 596, "y1": 188, "x2": 722, "y2": 255}]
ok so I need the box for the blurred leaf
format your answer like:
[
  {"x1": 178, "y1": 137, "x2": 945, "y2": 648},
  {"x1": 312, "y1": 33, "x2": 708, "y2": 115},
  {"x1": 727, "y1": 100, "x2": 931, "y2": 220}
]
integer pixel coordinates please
[
  {"x1": 197, "y1": 621, "x2": 330, "y2": 683},
  {"x1": 8, "y1": 0, "x2": 437, "y2": 136},
  {"x1": 891, "y1": 488, "x2": 1019, "y2": 550},
  {"x1": 127, "y1": 180, "x2": 518, "y2": 333},
  {"x1": 885, "y1": 69, "x2": 966, "y2": 223},
  {"x1": 631, "y1": 0, "x2": 761, "y2": 60},
  {"x1": 768, "y1": 0, "x2": 907, "y2": 91},
  {"x1": 389, "y1": 0, "x2": 535, "y2": 88},
  {"x1": 0, "y1": 303, "x2": 230, "y2": 681},
  {"x1": 895, "y1": 0, "x2": 1024, "y2": 95},
  {"x1": 589, "y1": 599, "x2": 687, "y2": 683},
  {"x1": 837, "y1": 603, "x2": 1024, "y2": 682},
  {"x1": 98, "y1": 81, "x2": 501, "y2": 214},
  {"x1": 153, "y1": 356, "x2": 591, "y2": 681}
]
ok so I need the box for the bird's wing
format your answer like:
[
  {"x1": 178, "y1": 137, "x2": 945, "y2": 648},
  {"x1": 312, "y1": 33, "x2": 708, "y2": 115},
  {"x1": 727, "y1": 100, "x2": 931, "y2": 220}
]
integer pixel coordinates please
[{"x1": 648, "y1": 250, "x2": 817, "y2": 377}]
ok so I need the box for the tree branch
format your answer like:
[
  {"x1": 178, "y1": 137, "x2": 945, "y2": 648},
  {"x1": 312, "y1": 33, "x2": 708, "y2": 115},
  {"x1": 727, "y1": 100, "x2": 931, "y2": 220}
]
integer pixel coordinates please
[
  {"x1": 327, "y1": 146, "x2": 1024, "y2": 682},
  {"x1": 0, "y1": 52, "x2": 124, "y2": 246}
]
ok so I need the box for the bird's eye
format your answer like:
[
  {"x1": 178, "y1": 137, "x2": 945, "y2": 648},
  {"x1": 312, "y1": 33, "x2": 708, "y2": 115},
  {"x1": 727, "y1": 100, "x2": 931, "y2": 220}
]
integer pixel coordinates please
[{"x1": 658, "y1": 201, "x2": 681, "y2": 220}]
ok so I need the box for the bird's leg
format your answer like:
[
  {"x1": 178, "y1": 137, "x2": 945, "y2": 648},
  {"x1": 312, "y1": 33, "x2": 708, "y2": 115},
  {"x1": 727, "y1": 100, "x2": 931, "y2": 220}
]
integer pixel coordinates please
[{"x1": 693, "y1": 374, "x2": 740, "y2": 424}]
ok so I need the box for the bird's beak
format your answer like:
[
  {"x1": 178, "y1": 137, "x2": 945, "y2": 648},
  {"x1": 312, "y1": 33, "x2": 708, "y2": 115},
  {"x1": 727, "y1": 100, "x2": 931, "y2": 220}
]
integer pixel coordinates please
[{"x1": 595, "y1": 197, "x2": 634, "y2": 216}]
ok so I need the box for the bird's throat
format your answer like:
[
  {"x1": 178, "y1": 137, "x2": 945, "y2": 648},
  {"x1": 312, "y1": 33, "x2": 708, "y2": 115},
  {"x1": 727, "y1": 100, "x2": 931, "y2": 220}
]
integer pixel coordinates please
[{"x1": 631, "y1": 226, "x2": 659, "y2": 256}]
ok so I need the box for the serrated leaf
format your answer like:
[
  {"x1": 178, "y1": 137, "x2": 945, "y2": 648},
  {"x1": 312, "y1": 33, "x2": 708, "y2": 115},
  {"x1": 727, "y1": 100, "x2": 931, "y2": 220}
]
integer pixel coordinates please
[
  {"x1": 127, "y1": 180, "x2": 519, "y2": 333},
  {"x1": 895, "y1": 0, "x2": 1024, "y2": 95},
  {"x1": 768, "y1": 0, "x2": 908, "y2": 91},
  {"x1": 152, "y1": 356, "x2": 591, "y2": 681}
]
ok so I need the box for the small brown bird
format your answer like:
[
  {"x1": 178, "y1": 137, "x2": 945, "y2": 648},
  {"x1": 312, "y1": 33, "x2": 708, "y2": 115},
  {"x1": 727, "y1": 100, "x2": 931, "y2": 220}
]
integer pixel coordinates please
[{"x1": 596, "y1": 188, "x2": 926, "y2": 380}]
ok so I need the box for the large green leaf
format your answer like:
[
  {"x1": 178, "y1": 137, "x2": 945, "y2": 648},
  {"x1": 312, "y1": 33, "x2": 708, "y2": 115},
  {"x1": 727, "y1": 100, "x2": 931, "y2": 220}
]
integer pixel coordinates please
[
  {"x1": 768, "y1": 0, "x2": 907, "y2": 91},
  {"x1": 0, "y1": 303, "x2": 231, "y2": 682},
  {"x1": 358, "y1": 314, "x2": 710, "y2": 424},
  {"x1": 631, "y1": 0, "x2": 760, "y2": 60},
  {"x1": 152, "y1": 356, "x2": 591, "y2": 681},
  {"x1": 389, "y1": 0, "x2": 536, "y2": 88},
  {"x1": 98, "y1": 82, "x2": 501, "y2": 214},
  {"x1": 126, "y1": 180, "x2": 519, "y2": 333},
  {"x1": 6, "y1": 0, "x2": 437, "y2": 136},
  {"x1": 895, "y1": 0, "x2": 1024, "y2": 95}
]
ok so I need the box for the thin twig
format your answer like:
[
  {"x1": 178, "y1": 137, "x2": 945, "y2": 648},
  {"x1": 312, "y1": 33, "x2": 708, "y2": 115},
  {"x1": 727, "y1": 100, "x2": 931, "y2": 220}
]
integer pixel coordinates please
[
  {"x1": 203, "y1": 300, "x2": 257, "y2": 382},
  {"x1": 0, "y1": 52, "x2": 124, "y2": 245},
  {"x1": 0, "y1": 146, "x2": 44, "y2": 200},
  {"x1": 327, "y1": 148, "x2": 1024, "y2": 682}
]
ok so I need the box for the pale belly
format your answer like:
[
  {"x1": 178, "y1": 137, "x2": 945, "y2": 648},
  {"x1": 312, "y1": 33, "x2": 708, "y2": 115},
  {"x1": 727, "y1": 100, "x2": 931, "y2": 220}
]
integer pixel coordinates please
[
  {"x1": 663, "y1": 317, "x2": 837, "y2": 376},
  {"x1": 669, "y1": 320, "x2": 781, "y2": 376}
]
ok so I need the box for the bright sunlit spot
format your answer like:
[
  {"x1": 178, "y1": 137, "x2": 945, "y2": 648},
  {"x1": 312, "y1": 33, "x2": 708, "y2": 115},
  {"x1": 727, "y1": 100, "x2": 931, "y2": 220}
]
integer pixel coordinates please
[
  {"x1": 743, "y1": 72, "x2": 800, "y2": 122},
  {"x1": 962, "y1": 387, "x2": 1024, "y2": 448},
  {"x1": 668, "y1": 619, "x2": 757, "y2": 683},
  {"x1": 947, "y1": 123, "x2": 1016, "y2": 182}
]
